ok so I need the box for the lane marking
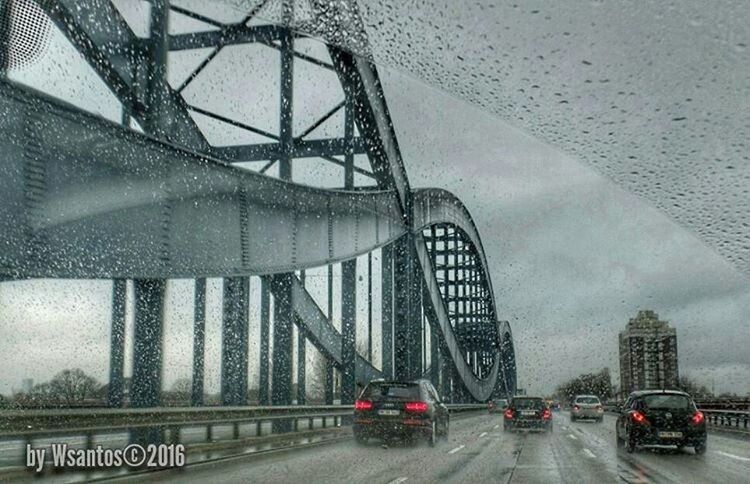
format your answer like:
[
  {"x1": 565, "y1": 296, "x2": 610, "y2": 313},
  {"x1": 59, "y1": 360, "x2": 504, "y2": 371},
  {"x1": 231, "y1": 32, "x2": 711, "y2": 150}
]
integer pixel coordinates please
[
  {"x1": 493, "y1": 424, "x2": 499, "y2": 429},
  {"x1": 715, "y1": 451, "x2": 750, "y2": 462},
  {"x1": 387, "y1": 478, "x2": 409, "y2": 484},
  {"x1": 479, "y1": 432, "x2": 488, "y2": 438},
  {"x1": 448, "y1": 445, "x2": 465, "y2": 454},
  {"x1": 568, "y1": 434, "x2": 578, "y2": 440},
  {"x1": 582, "y1": 448, "x2": 596, "y2": 459}
]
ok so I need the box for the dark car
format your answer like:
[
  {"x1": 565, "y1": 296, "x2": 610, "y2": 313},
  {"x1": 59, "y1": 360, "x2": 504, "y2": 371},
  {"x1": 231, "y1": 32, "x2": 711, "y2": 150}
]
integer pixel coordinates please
[
  {"x1": 503, "y1": 397, "x2": 553, "y2": 432},
  {"x1": 353, "y1": 379, "x2": 449, "y2": 446},
  {"x1": 615, "y1": 390, "x2": 707, "y2": 454}
]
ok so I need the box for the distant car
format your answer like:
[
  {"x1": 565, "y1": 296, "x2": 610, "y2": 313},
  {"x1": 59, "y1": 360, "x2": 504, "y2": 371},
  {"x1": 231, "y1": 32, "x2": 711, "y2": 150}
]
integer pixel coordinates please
[
  {"x1": 503, "y1": 397, "x2": 553, "y2": 432},
  {"x1": 551, "y1": 401, "x2": 561, "y2": 411},
  {"x1": 571, "y1": 395, "x2": 604, "y2": 422},
  {"x1": 353, "y1": 379, "x2": 449, "y2": 446},
  {"x1": 488, "y1": 398, "x2": 509, "y2": 414},
  {"x1": 615, "y1": 390, "x2": 707, "y2": 455}
]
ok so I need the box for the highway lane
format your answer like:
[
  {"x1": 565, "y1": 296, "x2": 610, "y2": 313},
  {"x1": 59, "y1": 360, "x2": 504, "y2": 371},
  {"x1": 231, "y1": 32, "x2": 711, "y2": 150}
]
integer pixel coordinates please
[{"x1": 137, "y1": 412, "x2": 750, "y2": 484}]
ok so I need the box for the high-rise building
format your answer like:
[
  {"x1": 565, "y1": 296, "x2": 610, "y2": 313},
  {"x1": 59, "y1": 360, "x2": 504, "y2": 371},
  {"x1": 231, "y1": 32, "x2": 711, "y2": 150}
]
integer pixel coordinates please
[{"x1": 619, "y1": 310, "x2": 679, "y2": 397}]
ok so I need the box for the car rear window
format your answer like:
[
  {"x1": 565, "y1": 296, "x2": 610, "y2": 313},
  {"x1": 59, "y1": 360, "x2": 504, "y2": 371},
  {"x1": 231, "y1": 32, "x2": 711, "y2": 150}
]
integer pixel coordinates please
[
  {"x1": 575, "y1": 396, "x2": 600, "y2": 404},
  {"x1": 642, "y1": 394, "x2": 692, "y2": 410},
  {"x1": 362, "y1": 383, "x2": 420, "y2": 400},
  {"x1": 513, "y1": 398, "x2": 544, "y2": 409}
]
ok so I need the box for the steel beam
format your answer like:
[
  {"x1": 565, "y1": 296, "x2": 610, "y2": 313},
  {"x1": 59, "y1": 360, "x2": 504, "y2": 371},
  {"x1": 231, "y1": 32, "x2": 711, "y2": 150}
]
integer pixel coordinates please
[
  {"x1": 130, "y1": 279, "x2": 165, "y2": 407},
  {"x1": 270, "y1": 272, "x2": 293, "y2": 431},
  {"x1": 325, "y1": 264, "x2": 334, "y2": 403},
  {"x1": 221, "y1": 277, "x2": 249, "y2": 406},
  {"x1": 340, "y1": 259, "x2": 357, "y2": 404},
  {"x1": 168, "y1": 24, "x2": 283, "y2": 51},
  {"x1": 393, "y1": 234, "x2": 422, "y2": 380},
  {"x1": 381, "y1": 245, "x2": 393, "y2": 379},
  {"x1": 297, "y1": 271, "x2": 306, "y2": 404},
  {"x1": 211, "y1": 137, "x2": 367, "y2": 163},
  {"x1": 107, "y1": 279, "x2": 126, "y2": 407},
  {"x1": 191, "y1": 278, "x2": 206, "y2": 406},
  {"x1": 258, "y1": 278, "x2": 270, "y2": 405}
]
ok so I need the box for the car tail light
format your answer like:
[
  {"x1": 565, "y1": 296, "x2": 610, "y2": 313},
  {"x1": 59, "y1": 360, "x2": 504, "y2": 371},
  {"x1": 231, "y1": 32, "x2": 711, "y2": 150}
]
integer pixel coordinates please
[
  {"x1": 691, "y1": 411, "x2": 705, "y2": 425},
  {"x1": 596, "y1": 405, "x2": 603, "y2": 412},
  {"x1": 504, "y1": 408, "x2": 514, "y2": 419},
  {"x1": 573, "y1": 405, "x2": 580, "y2": 412},
  {"x1": 630, "y1": 410, "x2": 649, "y2": 425},
  {"x1": 542, "y1": 408, "x2": 552, "y2": 420},
  {"x1": 355, "y1": 399, "x2": 373, "y2": 411},
  {"x1": 405, "y1": 401, "x2": 429, "y2": 413}
]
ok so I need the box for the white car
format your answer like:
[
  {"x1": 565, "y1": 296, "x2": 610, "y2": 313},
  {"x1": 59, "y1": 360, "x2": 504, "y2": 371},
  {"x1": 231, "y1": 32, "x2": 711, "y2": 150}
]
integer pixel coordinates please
[{"x1": 570, "y1": 395, "x2": 604, "y2": 422}]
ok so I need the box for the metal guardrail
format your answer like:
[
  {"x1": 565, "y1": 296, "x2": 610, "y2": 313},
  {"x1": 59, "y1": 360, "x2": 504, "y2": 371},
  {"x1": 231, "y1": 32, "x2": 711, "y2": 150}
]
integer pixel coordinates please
[
  {"x1": 0, "y1": 404, "x2": 487, "y2": 445},
  {"x1": 703, "y1": 410, "x2": 750, "y2": 432}
]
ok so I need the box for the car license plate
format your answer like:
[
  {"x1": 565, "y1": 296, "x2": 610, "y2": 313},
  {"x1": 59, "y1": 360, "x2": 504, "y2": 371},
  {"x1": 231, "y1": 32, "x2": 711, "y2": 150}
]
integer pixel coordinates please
[
  {"x1": 378, "y1": 409, "x2": 399, "y2": 416},
  {"x1": 658, "y1": 431, "x2": 683, "y2": 438},
  {"x1": 521, "y1": 410, "x2": 536, "y2": 416}
]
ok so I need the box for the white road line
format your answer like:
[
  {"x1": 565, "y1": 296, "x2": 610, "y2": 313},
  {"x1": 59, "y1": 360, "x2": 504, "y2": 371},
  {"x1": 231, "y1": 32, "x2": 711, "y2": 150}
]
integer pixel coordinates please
[
  {"x1": 568, "y1": 434, "x2": 578, "y2": 440},
  {"x1": 715, "y1": 451, "x2": 750, "y2": 462},
  {"x1": 479, "y1": 432, "x2": 488, "y2": 438},
  {"x1": 387, "y1": 478, "x2": 409, "y2": 484},
  {"x1": 493, "y1": 424, "x2": 499, "y2": 429},
  {"x1": 582, "y1": 448, "x2": 596, "y2": 459},
  {"x1": 448, "y1": 445, "x2": 465, "y2": 454}
]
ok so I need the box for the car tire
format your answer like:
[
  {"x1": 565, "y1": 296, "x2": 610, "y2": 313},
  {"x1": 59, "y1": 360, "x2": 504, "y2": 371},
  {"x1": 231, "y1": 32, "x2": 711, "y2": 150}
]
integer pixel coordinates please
[
  {"x1": 428, "y1": 421, "x2": 437, "y2": 447},
  {"x1": 598, "y1": 418, "x2": 603, "y2": 423},
  {"x1": 694, "y1": 442, "x2": 706, "y2": 455},
  {"x1": 442, "y1": 419, "x2": 450, "y2": 440},
  {"x1": 547, "y1": 423, "x2": 553, "y2": 433},
  {"x1": 625, "y1": 434, "x2": 637, "y2": 454},
  {"x1": 570, "y1": 416, "x2": 576, "y2": 422}
]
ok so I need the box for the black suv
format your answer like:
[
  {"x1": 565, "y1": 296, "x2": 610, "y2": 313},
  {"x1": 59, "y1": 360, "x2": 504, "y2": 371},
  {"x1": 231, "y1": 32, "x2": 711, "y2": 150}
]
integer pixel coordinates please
[
  {"x1": 503, "y1": 397, "x2": 553, "y2": 432},
  {"x1": 353, "y1": 379, "x2": 449, "y2": 446},
  {"x1": 615, "y1": 390, "x2": 707, "y2": 454}
]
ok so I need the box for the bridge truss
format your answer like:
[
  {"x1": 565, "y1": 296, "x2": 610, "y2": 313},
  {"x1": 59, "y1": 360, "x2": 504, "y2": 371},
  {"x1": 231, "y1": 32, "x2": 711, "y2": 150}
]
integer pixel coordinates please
[{"x1": 0, "y1": 0, "x2": 516, "y2": 414}]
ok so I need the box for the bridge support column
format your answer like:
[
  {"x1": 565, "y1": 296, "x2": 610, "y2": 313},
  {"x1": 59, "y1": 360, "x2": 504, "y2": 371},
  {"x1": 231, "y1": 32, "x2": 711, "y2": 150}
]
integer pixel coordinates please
[
  {"x1": 394, "y1": 234, "x2": 422, "y2": 380},
  {"x1": 297, "y1": 271, "x2": 306, "y2": 404},
  {"x1": 221, "y1": 277, "x2": 249, "y2": 406},
  {"x1": 271, "y1": 273, "x2": 294, "y2": 431},
  {"x1": 381, "y1": 245, "x2": 393, "y2": 379},
  {"x1": 191, "y1": 278, "x2": 206, "y2": 406},
  {"x1": 341, "y1": 259, "x2": 357, "y2": 403},
  {"x1": 324, "y1": 265, "x2": 335, "y2": 403},
  {"x1": 130, "y1": 279, "x2": 165, "y2": 444},
  {"x1": 259, "y1": 278, "x2": 270, "y2": 405},
  {"x1": 108, "y1": 279, "x2": 126, "y2": 407}
]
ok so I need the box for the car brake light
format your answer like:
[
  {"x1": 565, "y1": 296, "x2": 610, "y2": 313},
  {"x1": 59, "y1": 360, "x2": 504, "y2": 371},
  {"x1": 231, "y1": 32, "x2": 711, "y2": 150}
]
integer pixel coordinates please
[
  {"x1": 542, "y1": 408, "x2": 552, "y2": 420},
  {"x1": 504, "y1": 408, "x2": 514, "y2": 419},
  {"x1": 355, "y1": 399, "x2": 373, "y2": 411},
  {"x1": 573, "y1": 405, "x2": 580, "y2": 411},
  {"x1": 405, "y1": 401, "x2": 429, "y2": 413},
  {"x1": 596, "y1": 405, "x2": 603, "y2": 412},
  {"x1": 630, "y1": 410, "x2": 649, "y2": 425},
  {"x1": 691, "y1": 411, "x2": 705, "y2": 425}
]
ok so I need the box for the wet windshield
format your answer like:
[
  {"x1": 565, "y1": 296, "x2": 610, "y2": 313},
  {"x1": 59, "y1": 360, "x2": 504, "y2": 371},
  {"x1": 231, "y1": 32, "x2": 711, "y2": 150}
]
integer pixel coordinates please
[{"x1": 0, "y1": 1, "x2": 748, "y2": 483}]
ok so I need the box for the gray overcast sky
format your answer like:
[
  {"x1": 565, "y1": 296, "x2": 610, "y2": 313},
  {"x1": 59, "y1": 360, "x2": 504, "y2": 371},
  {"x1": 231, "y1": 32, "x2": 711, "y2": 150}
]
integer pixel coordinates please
[{"x1": 0, "y1": 1, "x2": 748, "y2": 398}]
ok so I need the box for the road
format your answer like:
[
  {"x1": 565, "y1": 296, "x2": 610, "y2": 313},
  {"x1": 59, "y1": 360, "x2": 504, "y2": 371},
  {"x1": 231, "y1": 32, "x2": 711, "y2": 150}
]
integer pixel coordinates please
[{"x1": 139, "y1": 413, "x2": 749, "y2": 484}]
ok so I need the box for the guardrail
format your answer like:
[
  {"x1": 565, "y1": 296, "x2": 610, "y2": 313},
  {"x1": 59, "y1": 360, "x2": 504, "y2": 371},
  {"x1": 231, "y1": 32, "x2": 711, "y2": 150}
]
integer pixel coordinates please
[
  {"x1": 0, "y1": 403, "x2": 486, "y2": 449},
  {"x1": 703, "y1": 410, "x2": 750, "y2": 432}
]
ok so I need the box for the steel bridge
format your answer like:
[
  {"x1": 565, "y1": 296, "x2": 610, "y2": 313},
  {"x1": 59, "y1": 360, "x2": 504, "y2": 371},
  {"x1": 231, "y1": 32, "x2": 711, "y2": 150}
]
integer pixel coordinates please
[{"x1": 0, "y1": 0, "x2": 516, "y2": 421}]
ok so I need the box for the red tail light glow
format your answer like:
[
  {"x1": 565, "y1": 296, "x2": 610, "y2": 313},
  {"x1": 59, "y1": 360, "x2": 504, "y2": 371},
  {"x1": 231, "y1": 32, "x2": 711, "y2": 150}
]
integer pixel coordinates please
[
  {"x1": 573, "y1": 405, "x2": 580, "y2": 411},
  {"x1": 355, "y1": 399, "x2": 373, "y2": 411},
  {"x1": 504, "y1": 408, "x2": 514, "y2": 419},
  {"x1": 542, "y1": 408, "x2": 552, "y2": 420},
  {"x1": 405, "y1": 401, "x2": 429, "y2": 413},
  {"x1": 630, "y1": 410, "x2": 649, "y2": 425},
  {"x1": 691, "y1": 411, "x2": 705, "y2": 425}
]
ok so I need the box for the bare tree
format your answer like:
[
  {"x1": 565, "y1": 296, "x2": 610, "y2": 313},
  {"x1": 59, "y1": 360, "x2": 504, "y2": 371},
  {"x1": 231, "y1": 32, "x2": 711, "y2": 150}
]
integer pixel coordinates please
[{"x1": 49, "y1": 369, "x2": 100, "y2": 405}]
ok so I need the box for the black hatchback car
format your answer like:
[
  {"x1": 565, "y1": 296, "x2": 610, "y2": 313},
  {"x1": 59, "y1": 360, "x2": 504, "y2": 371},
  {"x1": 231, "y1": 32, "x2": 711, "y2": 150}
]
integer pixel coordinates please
[
  {"x1": 615, "y1": 390, "x2": 707, "y2": 454},
  {"x1": 353, "y1": 379, "x2": 449, "y2": 446},
  {"x1": 503, "y1": 397, "x2": 553, "y2": 432}
]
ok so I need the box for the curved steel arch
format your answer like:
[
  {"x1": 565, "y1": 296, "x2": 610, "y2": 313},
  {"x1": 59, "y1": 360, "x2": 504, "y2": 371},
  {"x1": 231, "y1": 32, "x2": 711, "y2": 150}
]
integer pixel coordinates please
[{"x1": 0, "y1": 79, "x2": 516, "y2": 402}]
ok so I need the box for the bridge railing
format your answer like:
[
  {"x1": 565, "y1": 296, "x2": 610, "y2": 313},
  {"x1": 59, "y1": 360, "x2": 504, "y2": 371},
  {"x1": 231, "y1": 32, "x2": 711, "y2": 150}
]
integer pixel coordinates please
[
  {"x1": 0, "y1": 404, "x2": 486, "y2": 451},
  {"x1": 702, "y1": 410, "x2": 750, "y2": 433}
]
